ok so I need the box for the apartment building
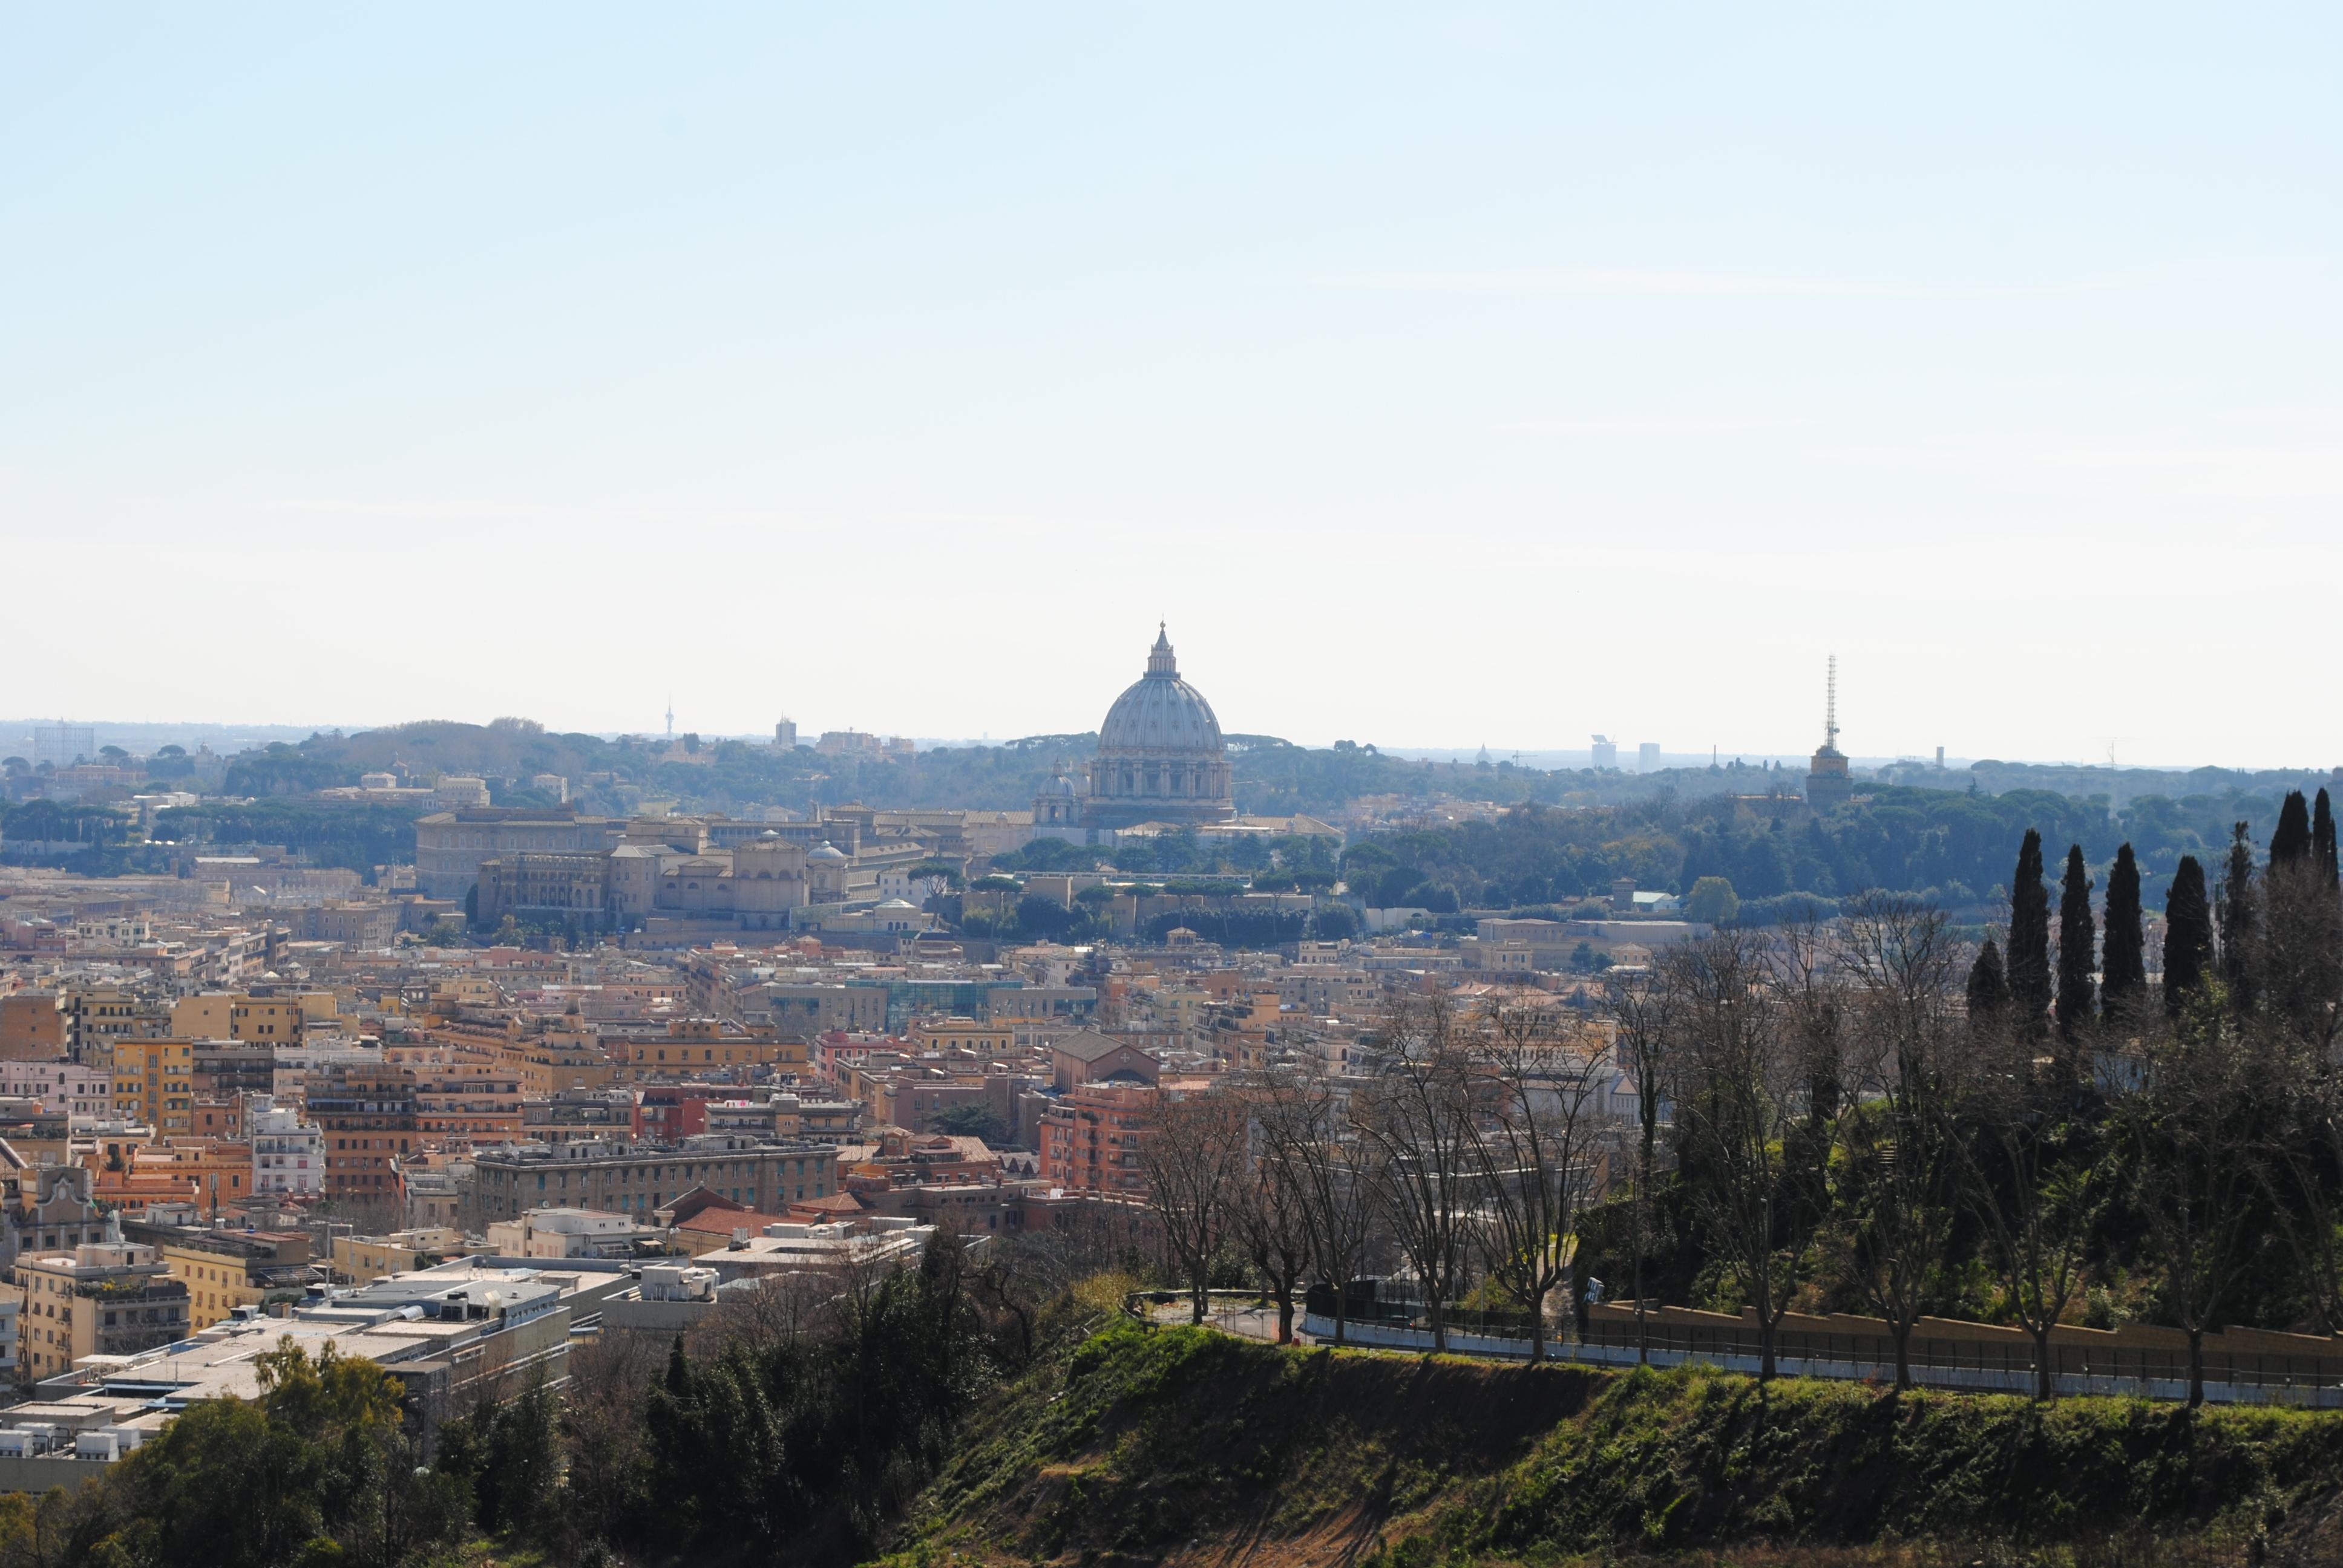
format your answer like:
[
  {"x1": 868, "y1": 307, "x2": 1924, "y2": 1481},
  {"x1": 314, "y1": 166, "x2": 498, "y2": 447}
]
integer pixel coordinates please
[
  {"x1": 66, "y1": 985, "x2": 168, "y2": 1065},
  {"x1": 412, "y1": 1067, "x2": 523, "y2": 1146},
  {"x1": 305, "y1": 1063, "x2": 418, "y2": 1200},
  {"x1": 16, "y1": 1243, "x2": 190, "y2": 1383},
  {"x1": 111, "y1": 1039, "x2": 195, "y2": 1135},
  {"x1": 159, "y1": 1230, "x2": 312, "y2": 1330},
  {"x1": 0, "y1": 994, "x2": 68, "y2": 1060},
  {"x1": 0, "y1": 1062, "x2": 114, "y2": 1119},
  {"x1": 1037, "y1": 1082, "x2": 1156, "y2": 1197},
  {"x1": 169, "y1": 993, "x2": 323, "y2": 1044},
  {"x1": 605, "y1": 1018, "x2": 808, "y2": 1081},
  {"x1": 250, "y1": 1100, "x2": 324, "y2": 1195},
  {"x1": 467, "y1": 1135, "x2": 837, "y2": 1226}
]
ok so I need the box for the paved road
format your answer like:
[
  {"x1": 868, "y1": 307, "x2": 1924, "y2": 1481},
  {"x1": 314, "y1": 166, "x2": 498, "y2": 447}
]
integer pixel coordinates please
[{"x1": 1143, "y1": 1298, "x2": 1310, "y2": 1345}]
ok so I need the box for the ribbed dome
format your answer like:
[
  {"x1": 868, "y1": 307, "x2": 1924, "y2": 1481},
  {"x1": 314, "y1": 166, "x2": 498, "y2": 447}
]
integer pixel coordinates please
[{"x1": 1098, "y1": 625, "x2": 1224, "y2": 757}]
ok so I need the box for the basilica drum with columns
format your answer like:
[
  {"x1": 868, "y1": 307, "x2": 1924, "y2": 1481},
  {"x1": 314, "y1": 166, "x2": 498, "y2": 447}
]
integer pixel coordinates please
[{"x1": 1032, "y1": 625, "x2": 1237, "y2": 841}]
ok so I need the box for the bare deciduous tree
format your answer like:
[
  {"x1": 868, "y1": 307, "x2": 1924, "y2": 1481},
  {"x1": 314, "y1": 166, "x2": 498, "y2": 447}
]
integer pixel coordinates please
[
  {"x1": 1666, "y1": 930, "x2": 1830, "y2": 1382},
  {"x1": 1353, "y1": 996, "x2": 1483, "y2": 1352},
  {"x1": 1954, "y1": 1023, "x2": 2109, "y2": 1402},
  {"x1": 689, "y1": 1267, "x2": 836, "y2": 1358},
  {"x1": 560, "y1": 1327, "x2": 660, "y2": 1550},
  {"x1": 1607, "y1": 965, "x2": 1679, "y2": 1364},
  {"x1": 1228, "y1": 1083, "x2": 1316, "y2": 1343},
  {"x1": 1253, "y1": 1064, "x2": 1382, "y2": 1346},
  {"x1": 1830, "y1": 892, "x2": 1965, "y2": 1392},
  {"x1": 1467, "y1": 1001, "x2": 1607, "y2": 1363},
  {"x1": 2125, "y1": 1001, "x2": 2272, "y2": 1406},
  {"x1": 1136, "y1": 1090, "x2": 1249, "y2": 1323}
]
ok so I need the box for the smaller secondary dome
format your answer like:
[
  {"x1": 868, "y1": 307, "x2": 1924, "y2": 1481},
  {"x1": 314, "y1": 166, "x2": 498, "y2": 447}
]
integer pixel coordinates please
[{"x1": 809, "y1": 842, "x2": 848, "y2": 861}]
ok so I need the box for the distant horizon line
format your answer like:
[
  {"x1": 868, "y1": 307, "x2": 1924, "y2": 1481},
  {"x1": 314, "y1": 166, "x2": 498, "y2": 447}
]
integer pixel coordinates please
[{"x1": 0, "y1": 716, "x2": 2330, "y2": 780}]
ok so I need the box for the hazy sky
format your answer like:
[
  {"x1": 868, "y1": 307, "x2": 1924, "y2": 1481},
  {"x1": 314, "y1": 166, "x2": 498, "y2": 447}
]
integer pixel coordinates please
[{"x1": 4, "y1": 7, "x2": 2338, "y2": 766}]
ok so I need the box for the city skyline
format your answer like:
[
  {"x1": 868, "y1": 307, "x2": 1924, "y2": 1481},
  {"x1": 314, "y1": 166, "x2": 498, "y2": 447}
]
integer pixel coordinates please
[{"x1": 0, "y1": 710, "x2": 2293, "y2": 777}]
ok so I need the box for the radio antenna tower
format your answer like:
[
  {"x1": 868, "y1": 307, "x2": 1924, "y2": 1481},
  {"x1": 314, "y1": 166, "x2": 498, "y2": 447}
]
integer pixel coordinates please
[{"x1": 1824, "y1": 654, "x2": 1840, "y2": 751}]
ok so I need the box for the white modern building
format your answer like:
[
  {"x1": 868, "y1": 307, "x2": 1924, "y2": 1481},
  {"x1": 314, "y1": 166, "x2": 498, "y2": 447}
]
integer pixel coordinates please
[
  {"x1": 484, "y1": 1206, "x2": 658, "y2": 1259},
  {"x1": 249, "y1": 1098, "x2": 324, "y2": 1195}
]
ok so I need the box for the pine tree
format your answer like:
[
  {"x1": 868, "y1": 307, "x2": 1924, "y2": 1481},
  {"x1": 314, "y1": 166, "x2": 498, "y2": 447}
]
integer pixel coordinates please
[
  {"x1": 2056, "y1": 844, "x2": 2096, "y2": 1042},
  {"x1": 2272, "y1": 790, "x2": 2313, "y2": 870},
  {"x1": 1966, "y1": 938, "x2": 2008, "y2": 1031},
  {"x1": 2221, "y1": 822, "x2": 2258, "y2": 1015},
  {"x1": 2317, "y1": 788, "x2": 2340, "y2": 889},
  {"x1": 2101, "y1": 841, "x2": 2146, "y2": 1019},
  {"x1": 2007, "y1": 829, "x2": 2052, "y2": 1030},
  {"x1": 2164, "y1": 854, "x2": 2214, "y2": 1014}
]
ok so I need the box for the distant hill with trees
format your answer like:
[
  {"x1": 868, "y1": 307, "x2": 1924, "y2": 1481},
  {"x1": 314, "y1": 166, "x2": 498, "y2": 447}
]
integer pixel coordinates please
[
  {"x1": 16, "y1": 717, "x2": 2327, "y2": 909},
  {"x1": 1337, "y1": 780, "x2": 2323, "y2": 922}
]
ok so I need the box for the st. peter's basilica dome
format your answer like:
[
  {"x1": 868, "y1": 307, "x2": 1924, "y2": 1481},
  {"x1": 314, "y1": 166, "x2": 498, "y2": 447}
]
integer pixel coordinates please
[{"x1": 1083, "y1": 624, "x2": 1237, "y2": 829}]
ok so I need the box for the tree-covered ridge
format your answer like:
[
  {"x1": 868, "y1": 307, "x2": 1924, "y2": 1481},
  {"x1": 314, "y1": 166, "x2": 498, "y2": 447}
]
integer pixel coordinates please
[
  {"x1": 1338, "y1": 782, "x2": 2312, "y2": 918},
  {"x1": 154, "y1": 800, "x2": 432, "y2": 873},
  {"x1": 14, "y1": 712, "x2": 2332, "y2": 915}
]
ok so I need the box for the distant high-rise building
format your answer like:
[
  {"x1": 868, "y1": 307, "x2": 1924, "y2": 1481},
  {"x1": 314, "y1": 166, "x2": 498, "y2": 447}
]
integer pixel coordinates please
[
  {"x1": 775, "y1": 717, "x2": 799, "y2": 750},
  {"x1": 1637, "y1": 742, "x2": 1661, "y2": 773},
  {"x1": 1590, "y1": 736, "x2": 1617, "y2": 771},
  {"x1": 1806, "y1": 655, "x2": 1853, "y2": 809},
  {"x1": 33, "y1": 723, "x2": 96, "y2": 769}
]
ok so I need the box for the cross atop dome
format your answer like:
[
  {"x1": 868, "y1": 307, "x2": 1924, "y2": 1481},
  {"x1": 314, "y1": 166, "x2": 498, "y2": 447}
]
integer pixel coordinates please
[{"x1": 1147, "y1": 621, "x2": 1178, "y2": 676}]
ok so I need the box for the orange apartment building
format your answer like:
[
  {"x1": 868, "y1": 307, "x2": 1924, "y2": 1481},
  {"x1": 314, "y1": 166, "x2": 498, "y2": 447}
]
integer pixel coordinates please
[
  {"x1": 131, "y1": 1139, "x2": 255, "y2": 1214},
  {"x1": 113, "y1": 1038, "x2": 195, "y2": 1135},
  {"x1": 1038, "y1": 1082, "x2": 1157, "y2": 1197}
]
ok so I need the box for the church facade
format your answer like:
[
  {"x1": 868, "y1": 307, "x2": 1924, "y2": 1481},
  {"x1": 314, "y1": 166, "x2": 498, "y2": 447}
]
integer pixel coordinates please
[{"x1": 1034, "y1": 625, "x2": 1237, "y2": 843}]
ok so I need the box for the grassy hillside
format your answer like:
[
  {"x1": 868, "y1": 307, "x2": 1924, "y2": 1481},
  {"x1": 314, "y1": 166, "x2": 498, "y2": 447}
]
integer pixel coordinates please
[{"x1": 879, "y1": 1321, "x2": 2343, "y2": 1567}]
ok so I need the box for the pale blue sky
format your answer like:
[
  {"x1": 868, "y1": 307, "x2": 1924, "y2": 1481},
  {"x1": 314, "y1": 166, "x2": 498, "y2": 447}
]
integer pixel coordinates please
[{"x1": 4, "y1": 6, "x2": 2338, "y2": 765}]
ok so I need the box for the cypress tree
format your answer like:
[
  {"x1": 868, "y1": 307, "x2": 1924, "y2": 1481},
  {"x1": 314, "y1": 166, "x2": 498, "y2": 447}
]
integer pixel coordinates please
[
  {"x1": 2272, "y1": 790, "x2": 2313, "y2": 870},
  {"x1": 2317, "y1": 787, "x2": 2340, "y2": 889},
  {"x1": 2101, "y1": 842, "x2": 2146, "y2": 1019},
  {"x1": 2056, "y1": 844, "x2": 2096, "y2": 1042},
  {"x1": 2007, "y1": 829, "x2": 2052, "y2": 1028},
  {"x1": 1967, "y1": 938, "x2": 2008, "y2": 1032},
  {"x1": 2221, "y1": 822, "x2": 2258, "y2": 1014},
  {"x1": 2268, "y1": 788, "x2": 2343, "y2": 1037},
  {"x1": 2164, "y1": 854, "x2": 2213, "y2": 1014}
]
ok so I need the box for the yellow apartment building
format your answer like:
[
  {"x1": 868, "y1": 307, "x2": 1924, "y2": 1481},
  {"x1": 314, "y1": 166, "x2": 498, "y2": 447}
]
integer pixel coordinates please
[{"x1": 112, "y1": 1039, "x2": 195, "y2": 1135}]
